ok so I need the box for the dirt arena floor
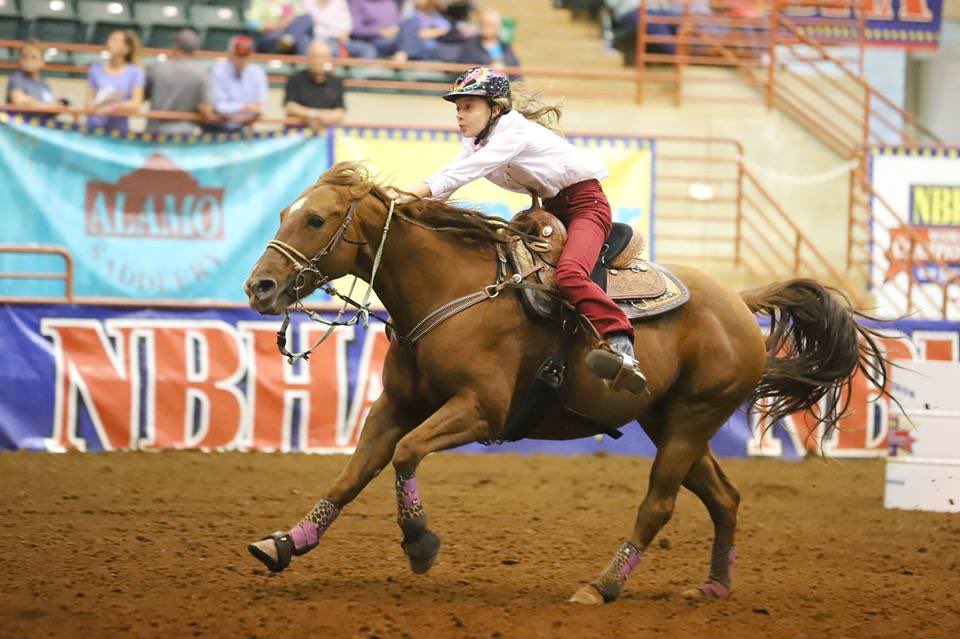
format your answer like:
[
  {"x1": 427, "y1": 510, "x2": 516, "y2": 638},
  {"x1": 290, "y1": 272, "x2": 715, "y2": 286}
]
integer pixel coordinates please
[{"x1": 1, "y1": 451, "x2": 958, "y2": 639}]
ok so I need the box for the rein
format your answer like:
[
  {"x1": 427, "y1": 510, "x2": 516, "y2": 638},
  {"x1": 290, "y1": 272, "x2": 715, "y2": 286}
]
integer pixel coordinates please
[
  {"x1": 266, "y1": 198, "x2": 396, "y2": 363},
  {"x1": 264, "y1": 196, "x2": 549, "y2": 363}
]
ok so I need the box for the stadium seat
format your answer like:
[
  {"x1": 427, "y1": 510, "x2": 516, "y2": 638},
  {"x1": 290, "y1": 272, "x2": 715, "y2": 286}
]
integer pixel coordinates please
[
  {"x1": 0, "y1": 0, "x2": 25, "y2": 43},
  {"x1": 132, "y1": 1, "x2": 187, "y2": 48},
  {"x1": 189, "y1": 3, "x2": 246, "y2": 52},
  {"x1": 77, "y1": 0, "x2": 134, "y2": 45},
  {"x1": 21, "y1": 0, "x2": 82, "y2": 43}
]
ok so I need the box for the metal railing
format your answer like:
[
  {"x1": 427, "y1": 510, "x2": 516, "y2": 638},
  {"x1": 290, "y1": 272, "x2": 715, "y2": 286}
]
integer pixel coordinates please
[{"x1": 0, "y1": 245, "x2": 74, "y2": 301}]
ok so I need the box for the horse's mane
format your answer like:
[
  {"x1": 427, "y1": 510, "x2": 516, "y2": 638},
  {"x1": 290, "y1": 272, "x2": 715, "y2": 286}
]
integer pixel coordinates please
[{"x1": 316, "y1": 161, "x2": 524, "y2": 246}]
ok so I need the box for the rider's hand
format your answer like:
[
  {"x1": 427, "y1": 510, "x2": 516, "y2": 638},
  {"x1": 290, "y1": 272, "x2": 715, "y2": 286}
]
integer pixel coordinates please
[{"x1": 384, "y1": 187, "x2": 417, "y2": 205}]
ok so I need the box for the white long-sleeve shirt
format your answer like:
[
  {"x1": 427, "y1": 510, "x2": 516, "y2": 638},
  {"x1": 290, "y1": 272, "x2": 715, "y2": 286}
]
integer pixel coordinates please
[{"x1": 424, "y1": 109, "x2": 608, "y2": 201}]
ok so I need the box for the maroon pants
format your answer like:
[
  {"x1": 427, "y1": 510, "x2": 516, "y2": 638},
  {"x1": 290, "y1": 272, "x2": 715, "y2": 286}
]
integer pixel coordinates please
[{"x1": 542, "y1": 179, "x2": 634, "y2": 339}]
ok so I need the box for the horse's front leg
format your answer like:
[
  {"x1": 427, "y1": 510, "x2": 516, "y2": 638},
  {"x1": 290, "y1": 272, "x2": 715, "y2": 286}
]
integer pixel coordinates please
[
  {"x1": 391, "y1": 391, "x2": 498, "y2": 574},
  {"x1": 248, "y1": 394, "x2": 411, "y2": 572}
]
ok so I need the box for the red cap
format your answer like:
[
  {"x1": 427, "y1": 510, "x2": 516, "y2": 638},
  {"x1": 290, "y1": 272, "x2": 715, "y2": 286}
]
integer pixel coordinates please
[{"x1": 228, "y1": 35, "x2": 254, "y2": 57}]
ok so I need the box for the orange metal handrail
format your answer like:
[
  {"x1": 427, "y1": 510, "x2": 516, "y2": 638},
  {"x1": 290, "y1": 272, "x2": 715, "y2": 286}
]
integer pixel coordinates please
[{"x1": 0, "y1": 245, "x2": 74, "y2": 301}]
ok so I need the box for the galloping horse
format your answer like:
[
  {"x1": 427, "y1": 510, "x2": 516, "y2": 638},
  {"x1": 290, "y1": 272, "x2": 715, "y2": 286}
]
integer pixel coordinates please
[{"x1": 243, "y1": 162, "x2": 889, "y2": 604}]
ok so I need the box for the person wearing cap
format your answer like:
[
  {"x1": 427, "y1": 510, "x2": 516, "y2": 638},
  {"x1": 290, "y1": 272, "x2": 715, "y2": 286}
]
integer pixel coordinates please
[
  {"x1": 206, "y1": 35, "x2": 268, "y2": 133},
  {"x1": 386, "y1": 67, "x2": 648, "y2": 394},
  {"x1": 145, "y1": 29, "x2": 209, "y2": 135},
  {"x1": 283, "y1": 40, "x2": 345, "y2": 130}
]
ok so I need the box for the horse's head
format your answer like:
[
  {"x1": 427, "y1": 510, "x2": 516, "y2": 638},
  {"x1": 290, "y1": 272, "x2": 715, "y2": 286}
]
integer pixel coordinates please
[{"x1": 244, "y1": 164, "x2": 382, "y2": 314}]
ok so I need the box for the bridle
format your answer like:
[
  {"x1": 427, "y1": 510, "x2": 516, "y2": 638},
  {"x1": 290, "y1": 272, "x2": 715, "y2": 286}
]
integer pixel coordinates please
[{"x1": 265, "y1": 196, "x2": 397, "y2": 363}]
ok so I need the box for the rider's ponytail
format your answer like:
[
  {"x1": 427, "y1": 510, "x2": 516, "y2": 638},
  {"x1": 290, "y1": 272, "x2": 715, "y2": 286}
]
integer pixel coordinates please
[{"x1": 493, "y1": 84, "x2": 563, "y2": 135}]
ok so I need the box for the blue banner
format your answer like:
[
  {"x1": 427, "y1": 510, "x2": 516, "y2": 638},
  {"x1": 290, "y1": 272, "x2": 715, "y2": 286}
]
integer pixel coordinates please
[
  {"x1": 3, "y1": 302, "x2": 958, "y2": 458},
  {"x1": 788, "y1": 0, "x2": 944, "y2": 50},
  {"x1": 0, "y1": 116, "x2": 332, "y2": 301}
]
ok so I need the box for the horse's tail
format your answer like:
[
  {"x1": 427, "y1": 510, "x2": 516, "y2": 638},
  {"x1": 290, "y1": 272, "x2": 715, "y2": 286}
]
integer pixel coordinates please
[{"x1": 740, "y1": 278, "x2": 891, "y2": 442}]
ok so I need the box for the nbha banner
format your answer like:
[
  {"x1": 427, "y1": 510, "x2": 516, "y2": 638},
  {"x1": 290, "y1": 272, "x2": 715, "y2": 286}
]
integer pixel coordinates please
[
  {"x1": 0, "y1": 117, "x2": 333, "y2": 301},
  {"x1": 869, "y1": 147, "x2": 960, "y2": 319},
  {"x1": 334, "y1": 127, "x2": 655, "y2": 259},
  {"x1": 2, "y1": 302, "x2": 958, "y2": 458}
]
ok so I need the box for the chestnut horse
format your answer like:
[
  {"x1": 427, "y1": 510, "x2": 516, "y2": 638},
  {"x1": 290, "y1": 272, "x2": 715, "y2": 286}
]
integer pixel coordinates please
[{"x1": 243, "y1": 163, "x2": 889, "y2": 604}]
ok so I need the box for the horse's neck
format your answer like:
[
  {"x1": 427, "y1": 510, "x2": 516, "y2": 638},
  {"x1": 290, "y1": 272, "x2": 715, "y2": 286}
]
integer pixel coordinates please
[{"x1": 354, "y1": 209, "x2": 497, "y2": 335}]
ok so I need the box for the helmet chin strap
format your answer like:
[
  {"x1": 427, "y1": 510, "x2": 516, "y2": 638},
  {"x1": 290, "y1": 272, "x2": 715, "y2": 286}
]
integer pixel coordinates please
[{"x1": 473, "y1": 102, "x2": 511, "y2": 146}]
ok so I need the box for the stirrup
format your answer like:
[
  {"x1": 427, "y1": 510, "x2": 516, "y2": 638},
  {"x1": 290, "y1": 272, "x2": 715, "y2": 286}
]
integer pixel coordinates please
[{"x1": 585, "y1": 348, "x2": 648, "y2": 394}]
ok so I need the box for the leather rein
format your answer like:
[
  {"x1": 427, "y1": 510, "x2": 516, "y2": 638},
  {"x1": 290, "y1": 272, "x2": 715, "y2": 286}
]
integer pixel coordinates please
[{"x1": 264, "y1": 196, "x2": 549, "y2": 362}]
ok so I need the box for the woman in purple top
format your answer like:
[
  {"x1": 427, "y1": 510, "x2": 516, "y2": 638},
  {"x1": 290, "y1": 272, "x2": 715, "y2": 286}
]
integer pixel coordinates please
[
  {"x1": 85, "y1": 30, "x2": 145, "y2": 135},
  {"x1": 348, "y1": 0, "x2": 401, "y2": 57}
]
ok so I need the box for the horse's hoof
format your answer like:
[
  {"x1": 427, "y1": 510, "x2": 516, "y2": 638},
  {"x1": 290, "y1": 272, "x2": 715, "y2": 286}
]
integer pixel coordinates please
[
  {"x1": 681, "y1": 581, "x2": 732, "y2": 599},
  {"x1": 248, "y1": 531, "x2": 294, "y2": 573},
  {"x1": 402, "y1": 529, "x2": 441, "y2": 575},
  {"x1": 569, "y1": 584, "x2": 605, "y2": 605}
]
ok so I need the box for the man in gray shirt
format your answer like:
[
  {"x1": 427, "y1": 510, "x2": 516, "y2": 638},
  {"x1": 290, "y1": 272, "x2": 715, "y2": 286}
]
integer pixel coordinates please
[{"x1": 145, "y1": 29, "x2": 210, "y2": 135}]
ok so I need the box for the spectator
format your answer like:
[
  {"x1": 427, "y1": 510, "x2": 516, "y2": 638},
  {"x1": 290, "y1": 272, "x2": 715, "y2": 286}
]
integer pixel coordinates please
[
  {"x1": 6, "y1": 40, "x2": 61, "y2": 117},
  {"x1": 457, "y1": 8, "x2": 520, "y2": 70},
  {"x1": 349, "y1": 0, "x2": 402, "y2": 57},
  {"x1": 145, "y1": 29, "x2": 209, "y2": 135},
  {"x1": 305, "y1": 0, "x2": 377, "y2": 59},
  {"x1": 85, "y1": 30, "x2": 145, "y2": 135},
  {"x1": 284, "y1": 40, "x2": 345, "y2": 129},
  {"x1": 439, "y1": 0, "x2": 476, "y2": 24},
  {"x1": 395, "y1": 0, "x2": 461, "y2": 62},
  {"x1": 248, "y1": 0, "x2": 308, "y2": 54},
  {"x1": 206, "y1": 35, "x2": 268, "y2": 133}
]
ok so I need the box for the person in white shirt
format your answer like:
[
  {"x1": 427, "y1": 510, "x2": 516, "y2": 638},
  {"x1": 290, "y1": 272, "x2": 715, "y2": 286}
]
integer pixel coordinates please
[{"x1": 388, "y1": 67, "x2": 647, "y2": 394}]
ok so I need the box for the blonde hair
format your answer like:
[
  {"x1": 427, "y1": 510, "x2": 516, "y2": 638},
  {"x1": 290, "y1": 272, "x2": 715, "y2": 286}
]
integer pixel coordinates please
[{"x1": 492, "y1": 83, "x2": 563, "y2": 134}]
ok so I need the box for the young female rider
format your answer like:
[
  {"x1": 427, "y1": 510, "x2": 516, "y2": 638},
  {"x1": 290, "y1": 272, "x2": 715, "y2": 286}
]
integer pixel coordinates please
[{"x1": 389, "y1": 66, "x2": 647, "y2": 394}]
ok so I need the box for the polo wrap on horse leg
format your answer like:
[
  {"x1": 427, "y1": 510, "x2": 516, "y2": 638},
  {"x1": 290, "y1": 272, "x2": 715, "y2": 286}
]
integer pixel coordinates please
[
  {"x1": 396, "y1": 472, "x2": 441, "y2": 574},
  {"x1": 701, "y1": 543, "x2": 735, "y2": 598},
  {"x1": 591, "y1": 540, "x2": 643, "y2": 602}
]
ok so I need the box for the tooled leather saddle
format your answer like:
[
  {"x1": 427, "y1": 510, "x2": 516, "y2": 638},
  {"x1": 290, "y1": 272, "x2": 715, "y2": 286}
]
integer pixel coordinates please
[{"x1": 501, "y1": 208, "x2": 690, "y2": 326}]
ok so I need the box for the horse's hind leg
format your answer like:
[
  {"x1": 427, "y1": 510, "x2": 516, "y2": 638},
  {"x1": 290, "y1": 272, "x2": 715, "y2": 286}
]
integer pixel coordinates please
[
  {"x1": 679, "y1": 451, "x2": 739, "y2": 598},
  {"x1": 570, "y1": 401, "x2": 731, "y2": 604},
  {"x1": 248, "y1": 394, "x2": 411, "y2": 573}
]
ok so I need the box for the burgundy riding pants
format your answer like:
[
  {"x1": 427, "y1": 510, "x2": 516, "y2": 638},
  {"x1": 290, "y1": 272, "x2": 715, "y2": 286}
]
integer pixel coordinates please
[{"x1": 542, "y1": 179, "x2": 634, "y2": 339}]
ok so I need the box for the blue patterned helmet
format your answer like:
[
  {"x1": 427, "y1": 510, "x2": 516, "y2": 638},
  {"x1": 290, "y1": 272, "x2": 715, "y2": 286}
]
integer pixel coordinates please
[{"x1": 443, "y1": 67, "x2": 511, "y2": 103}]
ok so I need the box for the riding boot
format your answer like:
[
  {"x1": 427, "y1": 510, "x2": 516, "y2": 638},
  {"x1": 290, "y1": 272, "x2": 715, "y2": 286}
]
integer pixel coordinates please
[{"x1": 586, "y1": 332, "x2": 648, "y2": 394}]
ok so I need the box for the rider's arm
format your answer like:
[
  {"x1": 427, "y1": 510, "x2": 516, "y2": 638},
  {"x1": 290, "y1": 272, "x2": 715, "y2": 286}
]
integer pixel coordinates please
[{"x1": 424, "y1": 132, "x2": 524, "y2": 200}]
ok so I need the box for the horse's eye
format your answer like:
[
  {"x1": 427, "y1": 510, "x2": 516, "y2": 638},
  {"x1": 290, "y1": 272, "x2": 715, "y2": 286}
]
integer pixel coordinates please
[{"x1": 307, "y1": 215, "x2": 325, "y2": 229}]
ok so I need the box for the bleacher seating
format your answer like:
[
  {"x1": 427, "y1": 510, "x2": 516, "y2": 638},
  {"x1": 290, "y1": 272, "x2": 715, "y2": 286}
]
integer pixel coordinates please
[
  {"x1": 21, "y1": 0, "x2": 81, "y2": 43},
  {"x1": 188, "y1": 3, "x2": 246, "y2": 51},
  {"x1": 77, "y1": 1, "x2": 134, "y2": 46},
  {"x1": 133, "y1": 1, "x2": 189, "y2": 48}
]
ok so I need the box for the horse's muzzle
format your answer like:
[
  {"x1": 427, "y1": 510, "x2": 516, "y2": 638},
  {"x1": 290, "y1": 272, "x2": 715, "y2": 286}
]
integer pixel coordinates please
[{"x1": 244, "y1": 276, "x2": 283, "y2": 313}]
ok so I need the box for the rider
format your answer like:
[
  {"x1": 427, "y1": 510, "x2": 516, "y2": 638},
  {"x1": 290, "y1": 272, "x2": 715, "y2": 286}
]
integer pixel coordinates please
[{"x1": 390, "y1": 66, "x2": 647, "y2": 394}]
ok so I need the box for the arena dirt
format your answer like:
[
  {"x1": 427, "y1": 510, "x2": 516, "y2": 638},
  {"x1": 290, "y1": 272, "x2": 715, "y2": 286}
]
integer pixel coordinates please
[{"x1": 1, "y1": 451, "x2": 958, "y2": 638}]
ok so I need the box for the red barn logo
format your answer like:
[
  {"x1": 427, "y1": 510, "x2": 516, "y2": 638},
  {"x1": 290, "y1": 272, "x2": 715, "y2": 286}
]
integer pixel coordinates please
[{"x1": 84, "y1": 154, "x2": 224, "y2": 240}]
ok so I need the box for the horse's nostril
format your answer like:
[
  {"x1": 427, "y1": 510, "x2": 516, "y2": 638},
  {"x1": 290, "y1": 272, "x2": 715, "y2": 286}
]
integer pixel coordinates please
[{"x1": 251, "y1": 278, "x2": 277, "y2": 300}]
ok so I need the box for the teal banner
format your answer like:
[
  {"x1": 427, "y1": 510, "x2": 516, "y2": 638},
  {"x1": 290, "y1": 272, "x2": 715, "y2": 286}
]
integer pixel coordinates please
[{"x1": 0, "y1": 117, "x2": 332, "y2": 300}]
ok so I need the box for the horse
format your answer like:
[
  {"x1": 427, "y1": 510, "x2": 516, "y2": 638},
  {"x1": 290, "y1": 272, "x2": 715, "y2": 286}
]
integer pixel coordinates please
[{"x1": 242, "y1": 162, "x2": 890, "y2": 604}]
